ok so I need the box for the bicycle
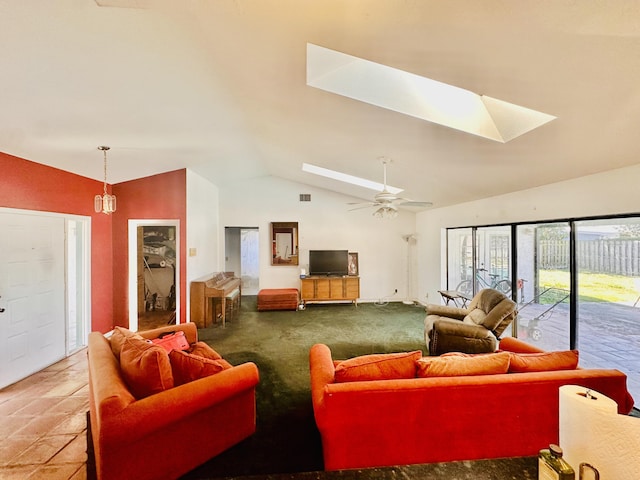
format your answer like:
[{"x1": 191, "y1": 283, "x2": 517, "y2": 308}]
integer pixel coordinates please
[{"x1": 455, "y1": 268, "x2": 511, "y2": 297}]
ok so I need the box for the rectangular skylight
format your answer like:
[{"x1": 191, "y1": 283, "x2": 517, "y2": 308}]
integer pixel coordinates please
[
  {"x1": 307, "y1": 43, "x2": 556, "y2": 143},
  {"x1": 302, "y1": 163, "x2": 403, "y2": 194}
]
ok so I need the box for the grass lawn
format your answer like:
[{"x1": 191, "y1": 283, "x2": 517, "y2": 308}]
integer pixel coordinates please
[{"x1": 538, "y1": 269, "x2": 638, "y2": 303}]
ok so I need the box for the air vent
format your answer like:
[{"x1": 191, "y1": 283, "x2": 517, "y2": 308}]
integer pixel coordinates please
[{"x1": 299, "y1": 194, "x2": 311, "y2": 202}]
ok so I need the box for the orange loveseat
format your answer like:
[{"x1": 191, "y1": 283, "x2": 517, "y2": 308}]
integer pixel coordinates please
[
  {"x1": 309, "y1": 337, "x2": 634, "y2": 471},
  {"x1": 87, "y1": 322, "x2": 259, "y2": 480}
]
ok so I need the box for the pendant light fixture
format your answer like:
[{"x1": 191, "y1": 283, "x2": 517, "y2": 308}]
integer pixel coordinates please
[{"x1": 94, "y1": 146, "x2": 116, "y2": 214}]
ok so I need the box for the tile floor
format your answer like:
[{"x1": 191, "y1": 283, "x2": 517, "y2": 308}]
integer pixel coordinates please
[{"x1": 0, "y1": 349, "x2": 88, "y2": 480}]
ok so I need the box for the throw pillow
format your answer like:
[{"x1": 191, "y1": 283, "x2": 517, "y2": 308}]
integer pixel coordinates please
[
  {"x1": 334, "y1": 351, "x2": 422, "y2": 383},
  {"x1": 416, "y1": 351, "x2": 511, "y2": 377},
  {"x1": 119, "y1": 337, "x2": 174, "y2": 399},
  {"x1": 109, "y1": 326, "x2": 144, "y2": 360},
  {"x1": 508, "y1": 350, "x2": 579, "y2": 373},
  {"x1": 169, "y1": 350, "x2": 233, "y2": 385},
  {"x1": 188, "y1": 341, "x2": 223, "y2": 360}
]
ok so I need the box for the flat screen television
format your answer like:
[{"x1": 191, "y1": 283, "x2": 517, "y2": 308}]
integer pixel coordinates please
[{"x1": 309, "y1": 250, "x2": 349, "y2": 276}]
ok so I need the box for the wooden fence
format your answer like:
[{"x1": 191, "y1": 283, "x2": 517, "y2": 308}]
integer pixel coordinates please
[{"x1": 539, "y1": 239, "x2": 640, "y2": 276}]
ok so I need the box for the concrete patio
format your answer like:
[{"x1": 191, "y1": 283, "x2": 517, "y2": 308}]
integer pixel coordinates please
[{"x1": 513, "y1": 298, "x2": 640, "y2": 401}]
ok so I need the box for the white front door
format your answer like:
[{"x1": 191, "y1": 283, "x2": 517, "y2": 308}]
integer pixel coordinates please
[{"x1": 0, "y1": 212, "x2": 66, "y2": 389}]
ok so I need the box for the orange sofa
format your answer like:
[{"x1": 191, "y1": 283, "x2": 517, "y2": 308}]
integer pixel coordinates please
[
  {"x1": 87, "y1": 322, "x2": 259, "y2": 480},
  {"x1": 309, "y1": 337, "x2": 634, "y2": 471}
]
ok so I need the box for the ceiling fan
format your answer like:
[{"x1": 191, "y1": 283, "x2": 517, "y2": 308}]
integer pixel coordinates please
[{"x1": 348, "y1": 158, "x2": 433, "y2": 218}]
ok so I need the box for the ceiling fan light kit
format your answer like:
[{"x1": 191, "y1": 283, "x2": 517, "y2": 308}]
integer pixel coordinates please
[
  {"x1": 344, "y1": 157, "x2": 432, "y2": 219},
  {"x1": 373, "y1": 205, "x2": 398, "y2": 219}
]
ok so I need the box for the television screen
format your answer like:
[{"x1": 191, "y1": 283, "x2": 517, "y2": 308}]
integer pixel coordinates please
[{"x1": 309, "y1": 250, "x2": 349, "y2": 276}]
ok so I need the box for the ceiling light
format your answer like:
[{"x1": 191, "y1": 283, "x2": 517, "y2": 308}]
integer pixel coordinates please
[
  {"x1": 94, "y1": 146, "x2": 116, "y2": 215},
  {"x1": 302, "y1": 162, "x2": 403, "y2": 194},
  {"x1": 307, "y1": 43, "x2": 556, "y2": 143},
  {"x1": 373, "y1": 205, "x2": 398, "y2": 219}
]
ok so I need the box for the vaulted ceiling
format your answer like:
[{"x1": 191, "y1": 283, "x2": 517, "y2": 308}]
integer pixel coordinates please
[{"x1": 2, "y1": 1, "x2": 640, "y2": 209}]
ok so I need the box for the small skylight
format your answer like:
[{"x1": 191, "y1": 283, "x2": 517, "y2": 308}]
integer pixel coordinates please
[
  {"x1": 306, "y1": 43, "x2": 556, "y2": 143},
  {"x1": 302, "y1": 163, "x2": 403, "y2": 194}
]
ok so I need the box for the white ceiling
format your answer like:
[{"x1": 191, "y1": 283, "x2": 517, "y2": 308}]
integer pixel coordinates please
[{"x1": 2, "y1": 0, "x2": 640, "y2": 209}]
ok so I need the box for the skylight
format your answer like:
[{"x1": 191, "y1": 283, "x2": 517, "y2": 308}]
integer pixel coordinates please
[
  {"x1": 302, "y1": 163, "x2": 403, "y2": 194},
  {"x1": 306, "y1": 43, "x2": 556, "y2": 143}
]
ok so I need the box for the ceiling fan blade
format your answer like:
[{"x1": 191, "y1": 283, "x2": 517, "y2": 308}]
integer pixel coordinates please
[
  {"x1": 348, "y1": 203, "x2": 379, "y2": 211},
  {"x1": 398, "y1": 200, "x2": 433, "y2": 208}
]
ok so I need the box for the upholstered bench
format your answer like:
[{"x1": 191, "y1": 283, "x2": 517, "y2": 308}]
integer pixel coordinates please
[{"x1": 257, "y1": 288, "x2": 299, "y2": 311}]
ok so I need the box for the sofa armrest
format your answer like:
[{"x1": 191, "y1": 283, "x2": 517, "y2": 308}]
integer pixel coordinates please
[
  {"x1": 101, "y1": 361, "x2": 259, "y2": 447},
  {"x1": 498, "y1": 336, "x2": 545, "y2": 354},
  {"x1": 139, "y1": 322, "x2": 198, "y2": 344},
  {"x1": 433, "y1": 318, "x2": 493, "y2": 339},
  {"x1": 430, "y1": 319, "x2": 497, "y2": 355},
  {"x1": 309, "y1": 344, "x2": 337, "y2": 417},
  {"x1": 425, "y1": 304, "x2": 468, "y2": 319}
]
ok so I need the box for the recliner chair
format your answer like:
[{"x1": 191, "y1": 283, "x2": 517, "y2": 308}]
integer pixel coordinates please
[{"x1": 424, "y1": 288, "x2": 517, "y2": 355}]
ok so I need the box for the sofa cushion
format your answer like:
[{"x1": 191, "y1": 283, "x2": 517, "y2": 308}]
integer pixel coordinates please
[
  {"x1": 188, "y1": 341, "x2": 223, "y2": 360},
  {"x1": 169, "y1": 350, "x2": 233, "y2": 385},
  {"x1": 334, "y1": 351, "x2": 422, "y2": 383},
  {"x1": 120, "y1": 337, "x2": 174, "y2": 399},
  {"x1": 416, "y1": 351, "x2": 511, "y2": 377},
  {"x1": 110, "y1": 326, "x2": 144, "y2": 360},
  {"x1": 508, "y1": 350, "x2": 579, "y2": 373}
]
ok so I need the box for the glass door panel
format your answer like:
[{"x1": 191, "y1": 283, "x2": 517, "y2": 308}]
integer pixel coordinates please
[
  {"x1": 575, "y1": 219, "x2": 640, "y2": 403},
  {"x1": 516, "y1": 223, "x2": 571, "y2": 350},
  {"x1": 447, "y1": 228, "x2": 473, "y2": 294},
  {"x1": 475, "y1": 226, "x2": 512, "y2": 296}
]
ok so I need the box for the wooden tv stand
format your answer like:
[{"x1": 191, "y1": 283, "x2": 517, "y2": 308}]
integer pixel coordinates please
[{"x1": 300, "y1": 276, "x2": 359, "y2": 306}]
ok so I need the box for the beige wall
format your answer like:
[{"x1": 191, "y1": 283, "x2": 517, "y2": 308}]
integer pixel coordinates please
[
  {"x1": 185, "y1": 169, "x2": 221, "y2": 319},
  {"x1": 219, "y1": 175, "x2": 416, "y2": 303}
]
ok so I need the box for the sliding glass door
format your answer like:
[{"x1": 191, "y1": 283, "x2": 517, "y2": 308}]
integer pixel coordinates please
[
  {"x1": 446, "y1": 216, "x2": 640, "y2": 405},
  {"x1": 575, "y1": 219, "x2": 640, "y2": 400}
]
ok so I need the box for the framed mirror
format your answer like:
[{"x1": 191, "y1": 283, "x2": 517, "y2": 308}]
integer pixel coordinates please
[{"x1": 271, "y1": 222, "x2": 299, "y2": 265}]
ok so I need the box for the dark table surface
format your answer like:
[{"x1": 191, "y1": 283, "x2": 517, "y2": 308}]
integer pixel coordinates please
[{"x1": 214, "y1": 456, "x2": 538, "y2": 480}]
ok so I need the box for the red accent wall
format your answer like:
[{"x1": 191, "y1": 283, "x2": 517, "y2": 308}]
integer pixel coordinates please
[
  {"x1": 112, "y1": 169, "x2": 187, "y2": 328},
  {"x1": 0, "y1": 151, "x2": 114, "y2": 333}
]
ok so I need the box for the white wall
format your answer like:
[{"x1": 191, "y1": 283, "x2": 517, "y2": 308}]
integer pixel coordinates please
[
  {"x1": 219, "y1": 176, "x2": 416, "y2": 302},
  {"x1": 185, "y1": 169, "x2": 220, "y2": 319},
  {"x1": 416, "y1": 164, "x2": 640, "y2": 305}
]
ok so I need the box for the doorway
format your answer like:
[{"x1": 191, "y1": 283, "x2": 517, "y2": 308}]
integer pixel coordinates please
[
  {"x1": 225, "y1": 227, "x2": 259, "y2": 295},
  {"x1": 0, "y1": 209, "x2": 90, "y2": 389},
  {"x1": 128, "y1": 220, "x2": 180, "y2": 332}
]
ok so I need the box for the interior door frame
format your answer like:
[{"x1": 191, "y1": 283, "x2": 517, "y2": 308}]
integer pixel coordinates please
[{"x1": 128, "y1": 219, "x2": 180, "y2": 332}]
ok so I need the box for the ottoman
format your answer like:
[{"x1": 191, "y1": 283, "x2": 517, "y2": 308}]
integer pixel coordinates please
[{"x1": 257, "y1": 288, "x2": 299, "y2": 311}]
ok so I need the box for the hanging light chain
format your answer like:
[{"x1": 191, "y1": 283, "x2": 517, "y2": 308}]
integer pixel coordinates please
[{"x1": 101, "y1": 146, "x2": 109, "y2": 195}]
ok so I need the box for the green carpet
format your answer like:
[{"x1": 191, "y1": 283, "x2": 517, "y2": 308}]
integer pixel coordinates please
[{"x1": 181, "y1": 296, "x2": 426, "y2": 479}]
